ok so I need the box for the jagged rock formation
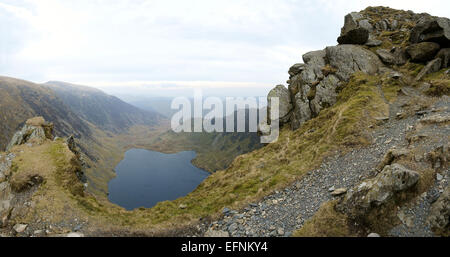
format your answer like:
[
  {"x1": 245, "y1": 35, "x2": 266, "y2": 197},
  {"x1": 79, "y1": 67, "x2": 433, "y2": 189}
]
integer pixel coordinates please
[
  {"x1": 336, "y1": 164, "x2": 420, "y2": 219},
  {"x1": 265, "y1": 6, "x2": 450, "y2": 131},
  {"x1": 6, "y1": 117, "x2": 54, "y2": 151},
  {"x1": 65, "y1": 135, "x2": 87, "y2": 183},
  {"x1": 281, "y1": 45, "x2": 382, "y2": 130}
]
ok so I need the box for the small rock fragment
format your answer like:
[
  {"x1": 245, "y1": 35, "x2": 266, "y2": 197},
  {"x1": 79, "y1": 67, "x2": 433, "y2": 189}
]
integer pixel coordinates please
[
  {"x1": 331, "y1": 188, "x2": 347, "y2": 196},
  {"x1": 13, "y1": 224, "x2": 28, "y2": 233}
]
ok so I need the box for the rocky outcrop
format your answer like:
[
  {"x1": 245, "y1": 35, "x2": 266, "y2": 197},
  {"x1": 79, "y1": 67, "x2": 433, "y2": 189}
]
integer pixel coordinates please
[
  {"x1": 410, "y1": 16, "x2": 450, "y2": 46},
  {"x1": 6, "y1": 117, "x2": 54, "y2": 151},
  {"x1": 273, "y1": 44, "x2": 382, "y2": 130},
  {"x1": 336, "y1": 164, "x2": 420, "y2": 219},
  {"x1": 0, "y1": 118, "x2": 54, "y2": 227},
  {"x1": 264, "y1": 7, "x2": 449, "y2": 132}
]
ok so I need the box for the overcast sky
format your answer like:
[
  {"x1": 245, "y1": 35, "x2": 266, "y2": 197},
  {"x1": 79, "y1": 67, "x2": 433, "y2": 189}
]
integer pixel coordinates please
[{"x1": 1, "y1": 0, "x2": 449, "y2": 97}]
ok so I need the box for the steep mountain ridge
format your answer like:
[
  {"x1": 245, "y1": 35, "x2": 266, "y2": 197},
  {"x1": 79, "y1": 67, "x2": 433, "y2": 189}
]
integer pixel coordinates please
[{"x1": 44, "y1": 81, "x2": 163, "y2": 133}]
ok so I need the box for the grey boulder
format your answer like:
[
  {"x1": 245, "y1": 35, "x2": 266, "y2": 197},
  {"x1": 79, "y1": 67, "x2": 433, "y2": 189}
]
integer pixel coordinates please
[
  {"x1": 267, "y1": 85, "x2": 292, "y2": 125},
  {"x1": 338, "y1": 27, "x2": 369, "y2": 45},
  {"x1": 365, "y1": 39, "x2": 383, "y2": 47},
  {"x1": 337, "y1": 12, "x2": 370, "y2": 45},
  {"x1": 337, "y1": 164, "x2": 420, "y2": 218},
  {"x1": 406, "y1": 42, "x2": 441, "y2": 63},
  {"x1": 376, "y1": 48, "x2": 408, "y2": 65},
  {"x1": 326, "y1": 45, "x2": 382, "y2": 81}
]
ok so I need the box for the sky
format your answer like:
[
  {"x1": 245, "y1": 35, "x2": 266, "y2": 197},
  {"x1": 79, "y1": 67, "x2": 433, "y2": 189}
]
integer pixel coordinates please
[{"x1": 1, "y1": 0, "x2": 449, "y2": 98}]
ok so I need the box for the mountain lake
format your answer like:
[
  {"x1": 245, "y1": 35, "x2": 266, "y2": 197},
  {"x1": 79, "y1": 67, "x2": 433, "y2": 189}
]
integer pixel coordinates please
[{"x1": 108, "y1": 149, "x2": 210, "y2": 210}]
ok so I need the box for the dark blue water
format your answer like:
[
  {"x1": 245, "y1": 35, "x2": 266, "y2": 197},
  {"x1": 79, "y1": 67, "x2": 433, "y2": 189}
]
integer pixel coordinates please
[{"x1": 108, "y1": 149, "x2": 209, "y2": 210}]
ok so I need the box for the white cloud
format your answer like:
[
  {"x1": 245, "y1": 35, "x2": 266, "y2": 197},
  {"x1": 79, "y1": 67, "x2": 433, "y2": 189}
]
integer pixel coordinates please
[{"x1": 1, "y1": 0, "x2": 449, "y2": 97}]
